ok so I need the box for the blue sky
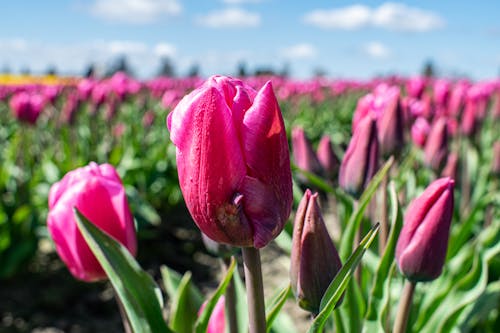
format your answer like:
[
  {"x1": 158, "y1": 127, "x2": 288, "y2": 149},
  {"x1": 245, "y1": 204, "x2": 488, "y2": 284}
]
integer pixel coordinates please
[{"x1": 1, "y1": 0, "x2": 499, "y2": 79}]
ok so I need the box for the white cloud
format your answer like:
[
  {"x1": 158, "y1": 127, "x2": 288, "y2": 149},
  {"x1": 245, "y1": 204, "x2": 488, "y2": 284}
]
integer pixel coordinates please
[
  {"x1": 281, "y1": 43, "x2": 317, "y2": 59},
  {"x1": 363, "y1": 41, "x2": 391, "y2": 58},
  {"x1": 197, "y1": 8, "x2": 261, "y2": 28},
  {"x1": 303, "y1": 5, "x2": 372, "y2": 30},
  {"x1": 303, "y1": 2, "x2": 444, "y2": 32},
  {"x1": 90, "y1": 0, "x2": 182, "y2": 24},
  {"x1": 154, "y1": 43, "x2": 177, "y2": 57},
  {"x1": 0, "y1": 38, "x2": 178, "y2": 77}
]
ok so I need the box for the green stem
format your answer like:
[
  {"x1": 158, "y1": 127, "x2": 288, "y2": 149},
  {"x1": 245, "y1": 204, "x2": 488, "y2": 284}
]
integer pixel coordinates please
[
  {"x1": 379, "y1": 171, "x2": 389, "y2": 254},
  {"x1": 393, "y1": 281, "x2": 416, "y2": 333},
  {"x1": 222, "y1": 258, "x2": 239, "y2": 333},
  {"x1": 242, "y1": 247, "x2": 266, "y2": 333},
  {"x1": 353, "y1": 200, "x2": 362, "y2": 285}
]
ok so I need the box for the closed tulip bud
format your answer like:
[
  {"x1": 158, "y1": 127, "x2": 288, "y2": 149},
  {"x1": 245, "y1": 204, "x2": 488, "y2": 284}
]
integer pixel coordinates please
[
  {"x1": 47, "y1": 162, "x2": 137, "y2": 282},
  {"x1": 406, "y1": 76, "x2": 426, "y2": 99},
  {"x1": 316, "y1": 135, "x2": 340, "y2": 180},
  {"x1": 441, "y1": 152, "x2": 459, "y2": 181},
  {"x1": 339, "y1": 116, "x2": 379, "y2": 199},
  {"x1": 424, "y1": 117, "x2": 449, "y2": 172},
  {"x1": 199, "y1": 297, "x2": 225, "y2": 333},
  {"x1": 377, "y1": 90, "x2": 404, "y2": 157},
  {"x1": 9, "y1": 92, "x2": 44, "y2": 125},
  {"x1": 396, "y1": 178, "x2": 454, "y2": 282},
  {"x1": 292, "y1": 127, "x2": 323, "y2": 176},
  {"x1": 167, "y1": 75, "x2": 292, "y2": 248},
  {"x1": 291, "y1": 190, "x2": 342, "y2": 314},
  {"x1": 492, "y1": 141, "x2": 500, "y2": 175},
  {"x1": 461, "y1": 100, "x2": 478, "y2": 136},
  {"x1": 411, "y1": 117, "x2": 430, "y2": 148}
]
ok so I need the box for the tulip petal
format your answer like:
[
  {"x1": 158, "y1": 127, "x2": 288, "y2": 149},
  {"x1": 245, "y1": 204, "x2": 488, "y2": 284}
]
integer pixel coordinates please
[
  {"x1": 240, "y1": 176, "x2": 283, "y2": 248},
  {"x1": 242, "y1": 81, "x2": 292, "y2": 220},
  {"x1": 170, "y1": 86, "x2": 250, "y2": 245}
]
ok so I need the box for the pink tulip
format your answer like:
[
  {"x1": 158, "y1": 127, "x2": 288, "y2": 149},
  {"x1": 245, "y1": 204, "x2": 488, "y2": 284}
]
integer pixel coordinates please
[
  {"x1": 396, "y1": 178, "x2": 454, "y2": 282},
  {"x1": 292, "y1": 127, "x2": 323, "y2": 176},
  {"x1": 339, "y1": 116, "x2": 379, "y2": 198},
  {"x1": 167, "y1": 75, "x2": 292, "y2": 248},
  {"x1": 47, "y1": 162, "x2": 137, "y2": 282},
  {"x1": 441, "y1": 152, "x2": 459, "y2": 180},
  {"x1": 411, "y1": 117, "x2": 430, "y2": 148},
  {"x1": 9, "y1": 92, "x2": 45, "y2": 125},
  {"x1": 199, "y1": 297, "x2": 225, "y2": 333},
  {"x1": 291, "y1": 189, "x2": 342, "y2": 314},
  {"x1": 424, "y1": 117, "x2": 449, "y2": 171},
  {"x1": 316, "y1": 135, "x2": 340, "y2": 180}
]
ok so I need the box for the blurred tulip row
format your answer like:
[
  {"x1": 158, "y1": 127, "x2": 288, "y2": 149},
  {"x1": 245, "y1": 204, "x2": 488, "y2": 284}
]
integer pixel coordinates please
[{"x1": 0, "y1": 72, "x2": 499, "y2": 332}]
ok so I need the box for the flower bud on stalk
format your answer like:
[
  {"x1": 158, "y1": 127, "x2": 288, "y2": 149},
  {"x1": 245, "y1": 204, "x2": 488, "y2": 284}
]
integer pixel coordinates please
[
  {"x1": 396, "y1": 177, "x2": 455, "y2": 282},
  {"x1": 316, "y1": 135, "x2": 340, "y2": 181},
  {"x1": 424, "y1": 117, "x2": 449, "y2": 172},
  {"x1": 47, "y1": 162, "x2": 137, "y2": 282},
  {"x1": 292, "y1": 127, "x2": 323, "y2": 177},
  {"x1": 377, "y1": 90, "x2": 405, "y2": 157},
  {"x1": 290, "y1": 190, "x2": 343, "y2": 314},
  {"x1": 167, "y1": 75, "x2": 292, "y2": 249},
  {"x1": 339, "y1": 116, "x2": 379, "y2": 199}
]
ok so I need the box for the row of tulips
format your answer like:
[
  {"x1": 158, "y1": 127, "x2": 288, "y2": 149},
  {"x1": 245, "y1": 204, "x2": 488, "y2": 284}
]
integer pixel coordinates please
[{"x1": 1, "y1": 72, "x2": 499, "y2": 332}]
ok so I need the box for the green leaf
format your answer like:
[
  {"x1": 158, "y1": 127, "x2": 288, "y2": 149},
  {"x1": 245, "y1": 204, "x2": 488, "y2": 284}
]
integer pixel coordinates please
[
  {"x1": 74, "y1": 209, "x2": 171, "y2": 333},
  {"x1": 195, "y1": 257, "x2": 236, "y2": 333},
  {"x1": 160, "y1": 265, "x2": 204, "y2": 309},
  {"x1": 308, "y1": 223, "x2": 380, "y2": 333},
  {"x1": 340, "y1": 157, "x2": 394, "y2": 260},
  {"x1": 266, "y1": 284, "x2": 292, "y2": 332},
  {"x1": 365, "y1": 182, "x2": 403, "y2": 323},
  {"x1": 292, "y1": 163, "x2": 354, "y2": 209},
  {"x1": 168, "y1": 272, "x2": 199, "y2": 333}
]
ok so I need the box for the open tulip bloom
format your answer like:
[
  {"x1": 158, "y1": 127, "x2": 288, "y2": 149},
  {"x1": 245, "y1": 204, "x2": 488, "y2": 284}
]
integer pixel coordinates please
[{"x1": 167, "y1": 75, "x2": 293, "y2": 249}]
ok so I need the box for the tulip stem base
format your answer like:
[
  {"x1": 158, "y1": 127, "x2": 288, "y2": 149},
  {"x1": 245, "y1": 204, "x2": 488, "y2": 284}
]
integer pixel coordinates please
[
  {"x1": 393, "y1": 281, "x2": 416, "y2": 333},
  {"x1": 242, "y1": 247, "x2": 267, "y2": 333},
  {"x1": 222, "y1": 258, "x2": 239, "y2": 333}
]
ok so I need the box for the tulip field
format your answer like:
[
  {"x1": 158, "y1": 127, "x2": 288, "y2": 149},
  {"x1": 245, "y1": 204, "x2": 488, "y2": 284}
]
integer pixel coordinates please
[{"x1": 0, "y1": 73, "x2": 499, "y2": 332}]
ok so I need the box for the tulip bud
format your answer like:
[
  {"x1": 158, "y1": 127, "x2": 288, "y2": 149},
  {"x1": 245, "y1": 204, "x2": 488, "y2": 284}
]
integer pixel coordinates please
[
  {"x1": 292, "y1": 127, "x2": 323, "y2": 176},
  {"x1": 316, "y1": 135, "x2": 340, "y2": 181},
  {"x1": 396, "y1": 178, "x2": 454, "y2": 282},
  {"x1": 290, "y1": 190, "x2": 342, "y2": 314},
  {"x1": 411, "y1": 117, "x2": 430, "y2": 148},
  {"x1": 492, "y1": 141, "x2": 500, "y2": 176},
  {"x1": 339, "y1": 116, "x2": 379, "y2": 199},
  {"x1": 377, "y1": 91, "x2": 405, "y2": 157},
  {"x1": 47, "y1": 162, "x2": 137, "y2": 282},
  {"x1": 441, "y1": 152, "x2": 459, "y2": 181},
  {"x1": 167, "y1": 75, "x2": 292, "y2": 248},
  {"x1": 424, "y1": 117, "x2": 449, "y2": 172},
  {"x1": 199, "y1": 296, "x2": 225, "y2": 333},
  {"x1": 9, "y1": 92, "x2": 44, "y2": 125}
]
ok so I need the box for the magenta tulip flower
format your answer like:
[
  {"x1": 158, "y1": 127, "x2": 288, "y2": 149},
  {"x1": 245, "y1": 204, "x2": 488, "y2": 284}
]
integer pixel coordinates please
[
  {"x1": 339, "y1": 116, "x2": 379, "y2": 198},
  {"x1": 9, "y1": 91, "x2": 45, "y2": 125},
  {"x1": 424, "y1": 117, "x2": 449, "y2": 171},
  {"x1": 316, "y1": 135, "x2": 340, "y2": 180},
  {"x1": 47, "y1": 162, "x2": 137, "y2": 282},
  {"x1": 199, "y1": 297, "x2": 225, "y2": 333},
  {"x1": 167, "y1": 75, "x2": 292, "y2": 248},
  {"x1": 396, "y1": 178, "x2": 454, "y2": 282},
  {"x1": 292, "y1": 127, "x2": 323, "y2": 176},
  {"x1": 291, "y1": 189, "x2": 342, "y2": 314},
  {"x1": 411, "y1": 117, "x2": 430, "y2": 148}
]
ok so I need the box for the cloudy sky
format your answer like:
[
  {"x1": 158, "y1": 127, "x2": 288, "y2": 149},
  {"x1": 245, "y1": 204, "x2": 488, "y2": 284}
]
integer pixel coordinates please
[{"x1": 1, "y1": 0, "x2": 499, "y2": 79}]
